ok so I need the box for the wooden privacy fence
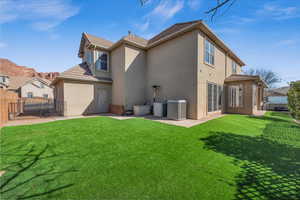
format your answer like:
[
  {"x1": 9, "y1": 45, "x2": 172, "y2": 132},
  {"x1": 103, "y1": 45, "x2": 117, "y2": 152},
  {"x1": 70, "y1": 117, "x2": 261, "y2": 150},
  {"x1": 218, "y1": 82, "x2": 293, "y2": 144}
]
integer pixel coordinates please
[{"x1": 0, "y1": 89, "x2": 19, "y2": 126}]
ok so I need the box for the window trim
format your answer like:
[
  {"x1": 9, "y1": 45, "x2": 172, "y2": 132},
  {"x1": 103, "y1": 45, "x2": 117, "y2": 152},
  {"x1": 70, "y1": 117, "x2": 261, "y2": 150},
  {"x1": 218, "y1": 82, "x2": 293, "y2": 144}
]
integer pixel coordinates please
[
  {"x1": 95, "y1": 51, "x2": 109, "y2": 72},
  {"x1": 204, "y1": 38, "x2": 215, "y2": 67},
  {"x1": 228, "y1": 84, "x2": 244, "y2": 108},
  {"x1": 232, "y1": 60, "x2": 237, "y2": 74},
  {"x1": 86, "y1": 50, "x2": 93, "y2": 65},
  {"x1": 27, "y1": 92, "x2": 33, "y2": 98},
  {"x1": 207, "y1": 82, "x2": 223, "y2": 113}
]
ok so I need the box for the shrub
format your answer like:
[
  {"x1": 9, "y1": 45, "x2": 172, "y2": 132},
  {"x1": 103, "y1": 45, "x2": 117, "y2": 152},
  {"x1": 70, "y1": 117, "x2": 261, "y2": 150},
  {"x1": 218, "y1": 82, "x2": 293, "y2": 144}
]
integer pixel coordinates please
[{"x1": 288, "y1": 81, "x2": 300, "y2": 120}]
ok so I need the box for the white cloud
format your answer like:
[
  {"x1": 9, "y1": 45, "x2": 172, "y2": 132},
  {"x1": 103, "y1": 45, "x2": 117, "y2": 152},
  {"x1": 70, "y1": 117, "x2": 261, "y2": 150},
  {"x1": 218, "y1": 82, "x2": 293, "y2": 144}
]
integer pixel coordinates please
[
  {"x1": 257, "y1": 3, "x2": 300, "y2": 20},
  {"x1": 0, "y1": 0, "x2": 80, "y2": 31},
  {"x1": 134, "y1": 21, "x2": 150, "y2": 32},
  {"x1": 0, "y1": 42, "x2": 7, "y2": 48},
  {"x1": 187, "y1": 0, "x2": 201, "y2": 10},
  {"x1": 133, "y1": 0, "x2": 184, "y2": 35},
  {"x1": 148, "y1": 0, "x2": 184, "y2": 21},
  {"x1": 276, "y1": 39, "x2": 299, "y2": 46}
]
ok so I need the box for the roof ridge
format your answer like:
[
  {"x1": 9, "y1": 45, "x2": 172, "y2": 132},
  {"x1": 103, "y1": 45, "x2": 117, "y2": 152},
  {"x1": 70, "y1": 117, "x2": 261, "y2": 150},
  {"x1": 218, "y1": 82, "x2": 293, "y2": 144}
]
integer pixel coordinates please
[
  {"x1": 174, "y1": 20, "x2": 202, "y2": 25},
  {"x1": 83, "y1": 32, "x2": 114, "y2": 44}
]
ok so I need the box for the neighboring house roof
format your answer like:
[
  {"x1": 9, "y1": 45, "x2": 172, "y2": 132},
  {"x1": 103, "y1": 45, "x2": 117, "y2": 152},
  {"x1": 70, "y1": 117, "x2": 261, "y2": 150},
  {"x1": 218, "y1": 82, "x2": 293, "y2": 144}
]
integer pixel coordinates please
[
  {"x1": 225, "y1": 74, "x2": 268, "y2": 88},
  {"x1": 78, "y1": 20, "x2": 245, "y2": 66},
  {"x1": 52, "y1": 63, "x2": 112, "y2": 85},
  {"x1": 266, "y1": 86, "x2": 289, "y2": 96},
  {"x1": 7, "y1": 76, "x2": 31, "y2": 90},
  {"x1": 7, "y1": 76, "x2": 51, "y2": 90}
]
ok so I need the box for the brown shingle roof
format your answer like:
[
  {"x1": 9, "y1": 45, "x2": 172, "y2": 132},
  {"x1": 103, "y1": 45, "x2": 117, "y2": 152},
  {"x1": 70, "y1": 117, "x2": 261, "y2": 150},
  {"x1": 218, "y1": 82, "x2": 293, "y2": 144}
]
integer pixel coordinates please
[
  {"x1": 225, "y1": 74, "x2": 268, "y2": 87},
  {"x1": 53, "y1": 63, "x2": 112, "y2": 84},
  {"x1": 84, "y1": 33, "x2": 114, "y2": 48},
  {"x1": 225, "y1": 74, "x2": 261, "y2": 82},
  {"x1": 7, "y1": 76, "x2": 32, "y2": 90},
  {"x1": 78, "y1": 20, "x2": 245, "y2": 66},
  {"x1": 148, "y1": 20, "x2": 201, "y2": 45},
  {"x1": 123, "y1": 34, "x2": 148, "y2": 47}
]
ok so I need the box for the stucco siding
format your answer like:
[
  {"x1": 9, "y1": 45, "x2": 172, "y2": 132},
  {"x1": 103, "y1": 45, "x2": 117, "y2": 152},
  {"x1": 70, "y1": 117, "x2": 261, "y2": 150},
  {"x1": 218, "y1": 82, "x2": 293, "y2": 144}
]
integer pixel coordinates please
[
  {"x1": 226, "y1": 56, "x2": 242, "y2": 76},
  {"x1": 197, "y1": 31, "x2": 227, "y2": 118},
  {"x1": 146, "y1": 30, "x2": 198, "y2": 119},
  {"x1": 124, "y1": 45, "x2": 146, "y2": 110},
  {"x1": 21, "y1": 80, "x2": 53, "y2": 98},
  {"x1": 225, "y1": 81, "x2": 254, "y2": 115},
  {"x1": 63, "y1": 80, "x2": 112, "y2": 116},
  {"x1": 111, "y1": 45, "x2": 125, "y2": 106}
]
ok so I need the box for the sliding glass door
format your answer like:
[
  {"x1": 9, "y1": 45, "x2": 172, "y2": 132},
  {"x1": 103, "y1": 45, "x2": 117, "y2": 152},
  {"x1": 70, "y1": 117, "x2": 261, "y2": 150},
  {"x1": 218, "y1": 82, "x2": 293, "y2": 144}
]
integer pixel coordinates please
[{"x1": 207, "y1": 83, "x2": 223, "y2": 112}]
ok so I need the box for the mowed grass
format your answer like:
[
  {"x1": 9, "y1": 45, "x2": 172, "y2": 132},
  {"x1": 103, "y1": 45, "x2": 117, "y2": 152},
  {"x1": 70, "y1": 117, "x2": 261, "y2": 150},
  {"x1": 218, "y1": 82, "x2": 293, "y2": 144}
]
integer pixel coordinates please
[{"x1": 0, "y1": 112, "x2": 299, "y2": 200}]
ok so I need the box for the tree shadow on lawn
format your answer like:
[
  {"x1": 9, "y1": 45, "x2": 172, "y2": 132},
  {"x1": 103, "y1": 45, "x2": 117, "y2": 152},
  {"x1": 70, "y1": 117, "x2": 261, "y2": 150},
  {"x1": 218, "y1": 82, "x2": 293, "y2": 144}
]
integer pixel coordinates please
[
  {"x1": 201, "y1": 116, "x2": 300, "y2": 200},
  {"x1": 0, "y1": 144, "x2": 78, "y2": 199}
]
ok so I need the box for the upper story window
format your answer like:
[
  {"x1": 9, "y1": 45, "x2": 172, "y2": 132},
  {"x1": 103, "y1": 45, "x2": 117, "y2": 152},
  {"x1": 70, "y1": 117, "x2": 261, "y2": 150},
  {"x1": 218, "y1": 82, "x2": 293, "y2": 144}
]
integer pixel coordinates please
[
  {"x1": 205, "y1": 39, "x2": 215, "y2": 65},
  {"x1": 0, "y1": 76, "x2": 5, "y2": 83},
  {"x1": 86, "y1": 51, "x2": 93, "y2": 64},
  {"x1": 27, "y1": 92, "x2": 33, "y2": 98},
  {"x1": 232, "y1": 61, "x2": 237, "y2": 74},
  {"x1": 95, "y1": 51, "x2": 109, "y2": 72}
]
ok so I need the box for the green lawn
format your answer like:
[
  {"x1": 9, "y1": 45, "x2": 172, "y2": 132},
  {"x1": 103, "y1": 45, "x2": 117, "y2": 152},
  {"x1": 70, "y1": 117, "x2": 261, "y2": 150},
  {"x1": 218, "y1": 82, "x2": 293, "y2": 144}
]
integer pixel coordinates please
[{"x1": 1, "y1": 112, "x2": 299, "y2": 200}]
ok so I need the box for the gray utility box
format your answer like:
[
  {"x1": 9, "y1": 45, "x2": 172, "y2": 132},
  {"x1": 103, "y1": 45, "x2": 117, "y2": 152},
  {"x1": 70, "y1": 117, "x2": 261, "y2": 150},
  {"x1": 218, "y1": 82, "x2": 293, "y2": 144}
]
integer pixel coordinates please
[
  {"x1": 153, "y1": 102, "x2": 167, "y2": 117},
  {"x1": 167, "y1": 100, "x2": 187, "y2": 120}
]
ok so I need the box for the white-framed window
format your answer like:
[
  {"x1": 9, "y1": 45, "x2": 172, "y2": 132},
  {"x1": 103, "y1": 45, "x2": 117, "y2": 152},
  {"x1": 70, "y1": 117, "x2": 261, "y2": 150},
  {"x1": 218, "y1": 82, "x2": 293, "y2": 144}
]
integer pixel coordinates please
[
  {"x1": 27, "y1": 92, "x2": 33, "y2": 98},
  {"x1": 86, "y1": 50, "x2": 93, "y2": 64},
  {"x1": 40, "y1": 82, "x2": 44, "y2": 88},
  {"x1": 0, "y1": 76, "x2": 5, "y2": 83},
  {"x1": 208, "y1": 83, "x2": 223, "y2": 112},
  {"x1": 205, "y1": 39, "x2": 215, "y2": 65},
  {"x1": 43, "y1": 94, "x2": 48, "y2": 98},
  {"x1": 232, "y1": 61, "x2": 237, "y2": 74},
  {"x1": 229, "y1": 84, "x2": 243, "y2": 108},
  {"x1": 95, "y1": 51, "x2": 109, "y2": 72}
]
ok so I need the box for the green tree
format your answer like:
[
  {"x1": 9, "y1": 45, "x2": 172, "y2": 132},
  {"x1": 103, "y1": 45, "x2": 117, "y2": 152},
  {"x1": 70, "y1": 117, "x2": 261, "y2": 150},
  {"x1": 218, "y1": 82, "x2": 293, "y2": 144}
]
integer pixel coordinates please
[{"x1": 288, "y1": 81, "x2": 300, "y2": 120}]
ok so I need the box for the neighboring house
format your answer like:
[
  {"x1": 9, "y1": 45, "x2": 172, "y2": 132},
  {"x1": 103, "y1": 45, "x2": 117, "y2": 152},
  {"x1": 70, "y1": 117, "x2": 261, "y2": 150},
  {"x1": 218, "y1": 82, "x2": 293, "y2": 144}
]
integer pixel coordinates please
[
  {"x1": 7, "y1": 76, "x2": 53, "y2": 98},
  {"x1": 0, "y1": 74, "x2": 10, "y2": 89},
  {"x1": 52, "y1": 20, "x2": 267, "y2": 119},
  {"x1": 265, "y1": 86, "x2": 289, "y2": 111}
]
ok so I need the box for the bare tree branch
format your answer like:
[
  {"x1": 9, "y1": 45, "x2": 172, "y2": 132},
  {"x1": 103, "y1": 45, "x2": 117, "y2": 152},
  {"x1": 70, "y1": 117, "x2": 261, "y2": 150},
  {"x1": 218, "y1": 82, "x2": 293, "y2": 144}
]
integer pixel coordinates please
[{"x1": 205, "y1": 0, "x2": 231, "y2": 14}]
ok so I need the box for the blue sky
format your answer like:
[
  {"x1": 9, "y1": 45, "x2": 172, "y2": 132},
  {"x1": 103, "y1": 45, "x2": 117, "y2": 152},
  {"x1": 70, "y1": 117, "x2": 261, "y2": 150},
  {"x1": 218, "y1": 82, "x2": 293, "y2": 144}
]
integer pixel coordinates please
[{"x1": 0, "y1": 0, "x2": 299, "y2": 87}]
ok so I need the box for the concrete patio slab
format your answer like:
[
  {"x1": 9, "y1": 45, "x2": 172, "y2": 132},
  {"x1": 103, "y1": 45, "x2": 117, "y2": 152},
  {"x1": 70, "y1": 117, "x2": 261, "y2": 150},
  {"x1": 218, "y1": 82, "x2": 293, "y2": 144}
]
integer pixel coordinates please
[{"x1": 101, "y1": 113, "x2": 226, "y2": 128}]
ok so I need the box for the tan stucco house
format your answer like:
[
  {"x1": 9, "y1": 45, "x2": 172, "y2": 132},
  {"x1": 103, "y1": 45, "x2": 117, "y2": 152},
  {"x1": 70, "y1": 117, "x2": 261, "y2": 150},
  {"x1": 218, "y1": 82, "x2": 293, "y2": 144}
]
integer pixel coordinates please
[
  {"x1": 52, "y1": 20, "x2": 266, "y2": 119},
  {"x1": 5, "y1": 76, "x2": 53, "y2": 98}
]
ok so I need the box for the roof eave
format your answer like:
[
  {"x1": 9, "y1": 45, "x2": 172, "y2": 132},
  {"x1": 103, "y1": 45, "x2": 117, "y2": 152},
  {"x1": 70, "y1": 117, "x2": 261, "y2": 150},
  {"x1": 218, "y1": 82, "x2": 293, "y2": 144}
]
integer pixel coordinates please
[
  {"x1": 109, "y1": 38, "x2": 147, "y2": 51},
  {"x1": 198, "y1": 22, "x2": 245, "y2": 66},
  {"x1": 51, "y1": 76, "x2": 112, "y2": 86},
  {"x1": 147, "y1": 21, "x2": 245, "y2": 67}
]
